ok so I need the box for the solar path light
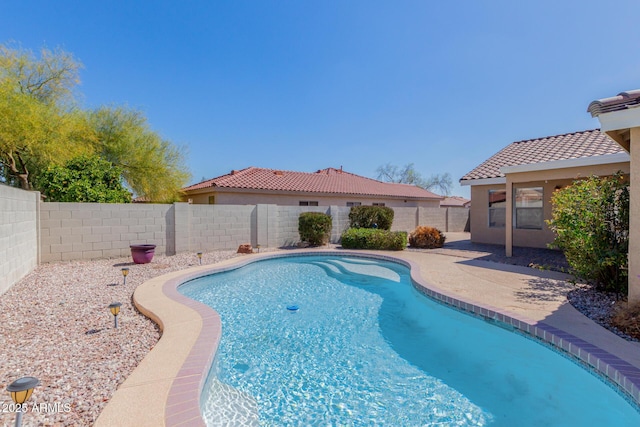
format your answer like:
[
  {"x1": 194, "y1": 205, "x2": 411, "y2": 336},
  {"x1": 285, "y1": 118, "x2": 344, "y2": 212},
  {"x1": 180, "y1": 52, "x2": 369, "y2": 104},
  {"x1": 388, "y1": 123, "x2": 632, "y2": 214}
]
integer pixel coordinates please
[
  {"x1": 108, "y1": 302, "x2": 122, "y2": 328},
  {"x1": 7, "y1": 376, "x2": 39, "y2": 427},
  {"x1": 121, "y1": 268, "x2": 129, "y2": 285},
  {"x1": 197, "y1": 252, "x2": 203, "y2": 265}
]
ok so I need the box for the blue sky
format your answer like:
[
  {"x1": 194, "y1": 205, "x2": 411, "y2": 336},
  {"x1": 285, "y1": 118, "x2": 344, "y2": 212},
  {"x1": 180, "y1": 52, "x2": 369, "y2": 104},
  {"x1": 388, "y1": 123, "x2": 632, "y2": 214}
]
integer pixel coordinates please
[{"x1": 2, "y1": 1, "x2": 640, "y2": 197}]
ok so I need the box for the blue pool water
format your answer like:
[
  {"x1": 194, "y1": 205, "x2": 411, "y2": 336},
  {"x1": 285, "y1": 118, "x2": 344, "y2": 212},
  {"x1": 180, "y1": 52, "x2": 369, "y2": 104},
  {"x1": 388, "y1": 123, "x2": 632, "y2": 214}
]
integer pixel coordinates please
[{"x1": 180, "y1": 255, "x2": 640, "y2": 426}]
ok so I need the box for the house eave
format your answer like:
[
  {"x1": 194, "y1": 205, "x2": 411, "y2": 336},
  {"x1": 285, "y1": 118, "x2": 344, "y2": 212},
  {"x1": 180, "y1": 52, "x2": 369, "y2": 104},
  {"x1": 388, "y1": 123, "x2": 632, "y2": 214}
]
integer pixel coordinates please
[
  {"x1": 500, "y1": 152, "x2": 630, "y2": 175},
  {"x1": 459, "y1": 177, "x2": 506, "y2": 186}
]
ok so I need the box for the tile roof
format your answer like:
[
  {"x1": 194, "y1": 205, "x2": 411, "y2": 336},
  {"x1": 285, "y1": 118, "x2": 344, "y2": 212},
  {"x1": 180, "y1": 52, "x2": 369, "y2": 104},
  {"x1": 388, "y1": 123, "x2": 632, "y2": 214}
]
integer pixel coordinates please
[
  {"x1": 183, "y1": 167, "x2": 442, "y2": 199},
  {"x1": 588, "y1": 90, "x2": 640, "y2": 117},
  {"x1": 460, "y1": 129, "x2": 624, "y2": 182},
  {"x1": 440, "y1": 196, "x2": 470, "y2": 207}
]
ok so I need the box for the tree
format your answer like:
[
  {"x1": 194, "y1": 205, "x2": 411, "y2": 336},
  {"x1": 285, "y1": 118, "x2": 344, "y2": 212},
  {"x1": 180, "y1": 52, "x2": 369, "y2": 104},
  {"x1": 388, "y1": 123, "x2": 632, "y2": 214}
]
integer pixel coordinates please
[
  {"x1": 547, "y1": 173, "x2": 629, "y2": 293},
  {"x1": 89, "y1": 106, "x2": 190, "y2": 202},
  {"x1": 376, "y1": 163, "x2": 453, "y2": 195},
  {"x1": 0, "y1": 43, "x2": 191, "y2": 201},
  {"x1": 36, "y1": 155, "x2": 132, "y2": 203},
  {"x1": 0, "y1": 44, "x2": 87, "y2": 189}
]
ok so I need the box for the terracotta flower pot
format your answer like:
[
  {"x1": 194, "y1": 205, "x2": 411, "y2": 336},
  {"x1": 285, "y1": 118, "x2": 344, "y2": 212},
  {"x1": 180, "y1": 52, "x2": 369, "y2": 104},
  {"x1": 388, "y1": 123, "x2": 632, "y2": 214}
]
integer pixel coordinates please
[{"x1": 130, "y1": 244, "x2": 156, "y2": 264}]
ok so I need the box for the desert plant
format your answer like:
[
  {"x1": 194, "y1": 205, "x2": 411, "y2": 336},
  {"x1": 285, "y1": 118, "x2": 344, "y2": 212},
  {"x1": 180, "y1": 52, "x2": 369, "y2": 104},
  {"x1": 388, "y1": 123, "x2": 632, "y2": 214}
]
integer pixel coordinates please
[
  {"x1": 298, "y1": 212, "x2": 332, "y2": 246},
  {"x1": 547, "y1": 172, "x2": 629, "y2": 293},
  {"x1": 409, "y1": 226, "x2": 446, "y2": 249},
  {"x1": 611, "y1": 300, "x2": 640, "y2": 340},
  {"x1": 340, "y1": 228, "x2": 407, "y2": 250},
  {"x1": 348, "y1": 206, "x2": 394, "y2": 230}
]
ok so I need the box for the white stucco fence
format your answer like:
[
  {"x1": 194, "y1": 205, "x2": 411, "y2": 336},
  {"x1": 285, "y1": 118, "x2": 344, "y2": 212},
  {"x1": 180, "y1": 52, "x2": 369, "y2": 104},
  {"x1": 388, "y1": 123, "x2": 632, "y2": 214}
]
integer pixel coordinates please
[{"x1": 1, "y1": 185, "x2": 469, "y2": 293}]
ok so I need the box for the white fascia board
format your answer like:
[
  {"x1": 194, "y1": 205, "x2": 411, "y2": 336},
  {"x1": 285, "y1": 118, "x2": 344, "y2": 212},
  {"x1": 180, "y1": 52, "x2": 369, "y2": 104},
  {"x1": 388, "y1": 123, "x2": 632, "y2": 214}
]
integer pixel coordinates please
[
  {"x1": 500, "y1": 152, "x2": 630, "y2": 174},
  {"x1": 597, "y1": 107, "x2": 640, "y2": 132},
  {"x1": 459, "y1": 177, "x2": 506, "y2": 186}
]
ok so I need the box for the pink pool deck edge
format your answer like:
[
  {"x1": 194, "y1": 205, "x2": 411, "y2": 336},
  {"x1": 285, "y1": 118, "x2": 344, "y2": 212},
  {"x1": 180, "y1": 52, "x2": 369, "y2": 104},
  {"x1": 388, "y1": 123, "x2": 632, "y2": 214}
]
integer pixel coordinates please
[{"x1": 95, "y1": 249, "x2": 640, "y2": 426}]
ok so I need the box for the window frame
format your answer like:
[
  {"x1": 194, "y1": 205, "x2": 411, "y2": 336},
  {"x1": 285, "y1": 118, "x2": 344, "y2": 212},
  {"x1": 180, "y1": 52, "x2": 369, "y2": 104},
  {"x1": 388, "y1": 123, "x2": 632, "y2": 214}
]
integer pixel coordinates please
[
  {"x1": 514, "y1": 187, "x2": 544, "y2": 230},
  {"x1": 488, "y1": 189, "x2": 506, "y2": 228}
]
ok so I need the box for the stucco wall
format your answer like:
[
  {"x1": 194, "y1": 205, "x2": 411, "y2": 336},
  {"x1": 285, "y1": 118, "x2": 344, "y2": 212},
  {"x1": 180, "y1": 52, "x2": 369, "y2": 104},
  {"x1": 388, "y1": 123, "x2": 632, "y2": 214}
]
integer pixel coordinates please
[
  {"x1": 470, "y1": 184, "x2": 506, "y2": 246},
  {"x1": 187, "y1": 189, "x2": 441, "y2": 208},
  {"x1": 468, "y1": 161, "x2": 630, "y2": 248},
  {"x1": 0, "y1": 184, "x2": 39, "y2": 295}
]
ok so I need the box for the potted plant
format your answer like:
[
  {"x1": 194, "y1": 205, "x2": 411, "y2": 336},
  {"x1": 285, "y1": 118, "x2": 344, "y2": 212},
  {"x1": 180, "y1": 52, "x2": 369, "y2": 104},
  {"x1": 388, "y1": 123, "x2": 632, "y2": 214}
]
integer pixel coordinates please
[{"x1": 130, "y1": 244, "x2": 156, "y2": 264}]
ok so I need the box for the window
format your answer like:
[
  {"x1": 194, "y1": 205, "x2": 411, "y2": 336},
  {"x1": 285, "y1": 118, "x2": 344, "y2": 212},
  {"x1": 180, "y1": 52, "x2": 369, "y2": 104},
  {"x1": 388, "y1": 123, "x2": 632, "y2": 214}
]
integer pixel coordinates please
[
  {"x1": 488, "y1": 190, "x2": 506, "y2": 228},
  {"x1": 346, "y1": 202, "x2": 361, "y2": 207},
  {"x1": 372, "y1": 203, "x2": 386, "y2": 206},
  {"x1": 208, "y1": 196, "x2": 215, "y2": 204},
  {"x1": 299, "y1": 201, "x2": 318, "y2": 206},
  {"x1": 515, "y1": 187, "x2": 543, "y2": 229}
]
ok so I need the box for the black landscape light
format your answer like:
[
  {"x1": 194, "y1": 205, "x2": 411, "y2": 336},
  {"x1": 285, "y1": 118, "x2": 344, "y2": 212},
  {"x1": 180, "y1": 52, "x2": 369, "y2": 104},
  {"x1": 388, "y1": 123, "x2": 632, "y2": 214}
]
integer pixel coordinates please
[
  {"x1": 108, "y1": 302, "x2": 122, "y2": 328},
  {"x1": 7, "y1": 376, "x2": 39, "y2": 427}
]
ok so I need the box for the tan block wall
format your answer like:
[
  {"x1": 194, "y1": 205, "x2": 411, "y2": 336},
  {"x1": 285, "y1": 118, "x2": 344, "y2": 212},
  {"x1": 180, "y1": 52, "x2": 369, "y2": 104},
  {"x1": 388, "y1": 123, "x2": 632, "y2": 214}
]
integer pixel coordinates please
[
  {"x1": 0, "y1": 185, "x2": 39, "y2": 295},
  {"x1": 40, "y1": 203, "x2": 173, "y2": 263},
  {"x1": 2, "y1": 198, "x2": 468, "y2": 294}
]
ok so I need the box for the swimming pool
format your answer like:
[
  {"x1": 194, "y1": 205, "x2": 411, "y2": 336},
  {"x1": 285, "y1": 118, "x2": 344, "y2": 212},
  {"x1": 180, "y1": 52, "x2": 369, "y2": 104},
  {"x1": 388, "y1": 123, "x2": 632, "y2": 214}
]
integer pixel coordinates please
[{"x1": 180, "y1": 255, "x2": 640, "y2": 426}]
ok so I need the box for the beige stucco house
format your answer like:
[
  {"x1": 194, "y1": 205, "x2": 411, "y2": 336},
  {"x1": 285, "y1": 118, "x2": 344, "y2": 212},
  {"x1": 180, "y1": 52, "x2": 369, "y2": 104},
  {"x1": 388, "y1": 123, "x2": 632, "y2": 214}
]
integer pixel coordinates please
[
  {"x1": 460, "y1": 129, "x2": 630, "y2": 256},
  {"x1": 588, "y1": 89, "x2": 640, "y2": 302},
  {"x1": 182, "y1": 166, "x2": 443, "y2": 207}
]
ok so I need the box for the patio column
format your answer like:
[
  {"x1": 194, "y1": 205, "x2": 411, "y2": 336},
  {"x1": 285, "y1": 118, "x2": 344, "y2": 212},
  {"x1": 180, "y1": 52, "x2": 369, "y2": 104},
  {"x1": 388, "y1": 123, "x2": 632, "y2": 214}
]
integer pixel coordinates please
[
  {"x1": 629, "y1": 127, "x2": 640, "y2": 302},
  {"x1": 505, "y1": 178, "x2": 513, "y2": 257}
]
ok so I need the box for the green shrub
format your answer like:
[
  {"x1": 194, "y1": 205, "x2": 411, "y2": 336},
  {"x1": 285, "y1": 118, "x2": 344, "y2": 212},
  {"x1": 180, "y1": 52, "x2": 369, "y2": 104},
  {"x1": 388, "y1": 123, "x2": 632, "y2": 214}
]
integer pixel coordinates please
[
  {"x1": 547, "y1": 172, "x2": 629, "y2": 293},
  {"x1": 340, "y1": 228, "x2": 407, "y2": 250},
  {"x1": 35, "y1": 155, "x2": 131, "y2": 203},
  {"x1": 298, "y1": 212, "x2": 332, "y2": 246},
  {"x1": 348, "y1": 206, "x2": 394, "y2": 230},
  {"x1": 409, "y1": 226, "x2": 446, "y2": 249}
]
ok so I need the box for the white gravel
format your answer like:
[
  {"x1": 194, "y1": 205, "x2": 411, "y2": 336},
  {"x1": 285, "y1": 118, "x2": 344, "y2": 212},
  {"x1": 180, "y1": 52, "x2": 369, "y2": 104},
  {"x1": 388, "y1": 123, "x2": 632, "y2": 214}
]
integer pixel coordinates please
[{"x1": 0, "y1": 250, "x2": 247, "y2": 427}]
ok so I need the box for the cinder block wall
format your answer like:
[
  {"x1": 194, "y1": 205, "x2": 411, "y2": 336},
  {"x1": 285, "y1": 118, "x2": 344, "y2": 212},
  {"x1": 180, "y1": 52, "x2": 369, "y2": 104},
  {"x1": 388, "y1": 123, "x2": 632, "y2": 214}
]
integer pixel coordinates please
[
  {"x1": 40, "y1": 203, "x2": 173, "y2": 263},
  {"x1": 2, "y1": 190, "x2": 469, "y2": 293},
  {"x1": 190, "y1": 204, "x2": 255, "y2": 251},
  {"x1": 448, "y1": 207, "x2": 471, "y2": 232},
  {"x1": 391, "y1": 207, "x2": 419, "y2": 233},
  {"x1": 0, "y1": 184, "x2": 39, "y2": 295},
  {"x1": 417, "y1": 207, "x2": 447, "y2": 231}
]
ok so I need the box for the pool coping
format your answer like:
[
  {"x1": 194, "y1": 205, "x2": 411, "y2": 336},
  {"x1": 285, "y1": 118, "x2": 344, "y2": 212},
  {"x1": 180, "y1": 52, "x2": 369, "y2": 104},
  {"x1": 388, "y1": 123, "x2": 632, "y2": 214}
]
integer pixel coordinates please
[{"x1": 95, "y1": 249, "x2": 640, "y2": 426}]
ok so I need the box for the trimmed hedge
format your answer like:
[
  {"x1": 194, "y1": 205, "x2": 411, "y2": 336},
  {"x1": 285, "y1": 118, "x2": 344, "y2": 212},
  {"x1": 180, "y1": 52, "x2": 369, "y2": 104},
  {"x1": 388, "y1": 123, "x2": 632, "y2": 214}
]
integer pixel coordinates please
[
  {"x1": 348, "y1": 206, "x2": 394, "y2": 230},
  {"x1": 340, "y1": 228, "x2": 407, "y2": 251},
  {"x1": 298, "y1": 212, "x2": 332, "y2": 245}
]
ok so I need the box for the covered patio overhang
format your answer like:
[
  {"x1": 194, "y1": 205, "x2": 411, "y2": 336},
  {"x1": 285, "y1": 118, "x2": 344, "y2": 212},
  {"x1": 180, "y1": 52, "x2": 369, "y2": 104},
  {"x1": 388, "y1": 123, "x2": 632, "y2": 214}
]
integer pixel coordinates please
[
  {"x1": 589, "y1": 90, "x2": 640, "y2": 302},
  {"x1": 500, "y1": 154, "x2": 630, "y2": 258}
]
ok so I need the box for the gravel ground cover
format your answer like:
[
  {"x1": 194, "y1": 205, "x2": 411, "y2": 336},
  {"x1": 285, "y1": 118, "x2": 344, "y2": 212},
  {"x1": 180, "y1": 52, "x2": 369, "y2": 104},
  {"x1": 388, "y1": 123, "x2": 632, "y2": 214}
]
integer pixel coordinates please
[{"x1": 0, "y1": 250, "x2": 242, "y2": 427}]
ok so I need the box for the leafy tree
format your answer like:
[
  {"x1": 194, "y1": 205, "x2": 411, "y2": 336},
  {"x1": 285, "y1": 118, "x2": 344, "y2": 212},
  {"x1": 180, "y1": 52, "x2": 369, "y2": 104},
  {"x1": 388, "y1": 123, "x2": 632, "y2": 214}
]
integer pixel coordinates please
[
  {"x1": 376, "y1": 163, "x2": 452, "y2": 195},
  {"x1": 547, "y1": 172, "x2": 629, "y2": 293},
  {"x1": 36, "y1": 155, "x2": 132, "y2": 203},
  {"x1": 89, "y1": 106, "x2": 190, "y2": 202},
  {"x1": 0, "y1": 44, "x2": 88, "y2": 189},
  {"x1": 0, "y1": 43, "x2": 191, "y2": 201}
]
